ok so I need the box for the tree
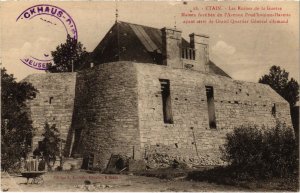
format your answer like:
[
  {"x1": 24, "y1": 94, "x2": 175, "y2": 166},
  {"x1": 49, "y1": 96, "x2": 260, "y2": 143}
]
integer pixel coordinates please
[
  {"x1": 47, "y1": 34, "x2": 89, "y2": 72},
  {"x1": 1, "y1": 68, "x2": 37, "y2": 171},
  {"x1": 259, "y1": 65, "x2": 299, "y2": 107},
  {"x1": 34, "y1": 122, "x2": 61, "y2": 170}
]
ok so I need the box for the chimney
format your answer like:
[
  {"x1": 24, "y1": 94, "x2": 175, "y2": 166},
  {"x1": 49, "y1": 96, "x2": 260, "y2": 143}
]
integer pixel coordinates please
[
  {"x1": 189, "y1": 33, "x2": 210, "y2": 72},
  {"x1": 161, "y1": 27, "x2": 182, "y2": 68}
]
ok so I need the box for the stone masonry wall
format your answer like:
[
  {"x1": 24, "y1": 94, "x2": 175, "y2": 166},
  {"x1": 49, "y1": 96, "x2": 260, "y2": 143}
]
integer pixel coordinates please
[
  {"x1": 23, "y1": 61, "x2": 292, "y2": 169},
  {"x1": 22, "y1": 73, "x2": 77, "y2": 153},
  {"x1": 72, "y1": 62, "x2": 141, "y2": 169},
  {"x1": 135, "y1": 62, "x2": 292, "y2": 165}
]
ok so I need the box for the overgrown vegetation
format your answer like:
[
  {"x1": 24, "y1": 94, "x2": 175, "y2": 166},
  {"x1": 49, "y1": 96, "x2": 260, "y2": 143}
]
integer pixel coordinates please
[
  {"x1": 259, "y1": 65, "x2": 299, "y2": 137},
  {"x1": 221, "y1": 123, "x2": 297, "y2": 178},
  {"x1": 187, "y1": 123, "x2": 299, "y2": 191},
  {"x1": 259, "y1": 65, "x2": 299, "y2": 108},
  {"x1": 47, "y1": 35, "x2": 89, "y2": 72},
  {"x1": 33, "y1": 122, "x2": 61, "y2": 170},
  {"x1": 1, "y1": 68, "x2": 37, "y2": 171}
]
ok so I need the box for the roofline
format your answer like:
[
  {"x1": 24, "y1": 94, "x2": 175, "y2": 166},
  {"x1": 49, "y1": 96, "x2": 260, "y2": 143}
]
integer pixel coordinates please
[
  {"x1": 161, "y1": 27, "x2": 182, "y2": 33},
  {"x1": 189, "y1": 33, "x2": 209, "y2": 38},
  {"x1": 117, "y1": 20, "x2": 161, "y2": 31},
  {"x1": 91, "y1": 22, "x2": 118, "y2": 55},
  {"x1": 209, "y1": 60, "x2": 231, "y2": 78}
]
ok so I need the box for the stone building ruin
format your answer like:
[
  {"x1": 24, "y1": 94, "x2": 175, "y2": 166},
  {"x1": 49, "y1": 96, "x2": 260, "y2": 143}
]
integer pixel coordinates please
[{"x1": 23, "y1": 21, "x2": 292, "y2": 169}]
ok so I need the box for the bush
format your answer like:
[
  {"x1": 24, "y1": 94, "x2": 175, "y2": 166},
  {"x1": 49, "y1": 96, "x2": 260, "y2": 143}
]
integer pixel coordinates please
[
  {"x1": 264, "y1": 124, "x2": 298, "y2": 177},
  {"x1": 221, "y1": 122, "x2": 298, "y2": 179},
  {"x1": 33, "y1": 122, "x2": 61, "y2": 170}
]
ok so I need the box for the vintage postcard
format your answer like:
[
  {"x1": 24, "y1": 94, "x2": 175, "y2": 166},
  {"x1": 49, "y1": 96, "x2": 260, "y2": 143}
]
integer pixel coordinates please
[{"x1": 0, "y1": 1, "x2": 299, "y2": 192}]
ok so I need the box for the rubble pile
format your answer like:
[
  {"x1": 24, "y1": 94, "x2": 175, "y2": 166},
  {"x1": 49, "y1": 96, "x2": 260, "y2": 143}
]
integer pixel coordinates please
[{"x1": 145, "y1": 153, "x2": 193, "y2": 169}]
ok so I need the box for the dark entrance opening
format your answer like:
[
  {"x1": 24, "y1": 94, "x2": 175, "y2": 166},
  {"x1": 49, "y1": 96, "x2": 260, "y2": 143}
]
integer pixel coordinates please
[{"x1": 81, "y1": 154, "x2": 94, "y2": 170}]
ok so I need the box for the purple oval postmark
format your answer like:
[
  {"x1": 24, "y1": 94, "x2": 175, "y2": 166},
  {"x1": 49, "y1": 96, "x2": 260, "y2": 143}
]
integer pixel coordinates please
[{"x1": 16, "y1": 4, "x2": 78, "y2": 70}]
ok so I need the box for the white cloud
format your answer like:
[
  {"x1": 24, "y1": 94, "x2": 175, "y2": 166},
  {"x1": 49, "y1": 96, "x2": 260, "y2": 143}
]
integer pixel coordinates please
[
  {"x1": 20, "y1": 37, "x2": 54, "y2": 60},
  {"x1": 2, "y1": 48, "x2": 45, "y2": 82},
  {"x1": 212, "y1": 41, "x2": 236, "y2": 56},
  {"x1": 1, "y1": 39, "x2": 54, "y2": 81}
]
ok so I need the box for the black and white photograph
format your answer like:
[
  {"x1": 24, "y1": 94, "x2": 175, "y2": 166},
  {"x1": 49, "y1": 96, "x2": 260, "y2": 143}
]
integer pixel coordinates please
[{"x1": 0, "y1": 1, "x2": 299, "y2": 192}]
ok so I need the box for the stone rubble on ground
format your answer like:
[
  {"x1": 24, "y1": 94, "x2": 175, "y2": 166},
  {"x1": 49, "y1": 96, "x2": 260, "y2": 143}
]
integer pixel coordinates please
[
  {"x1": 74, "y1": 183, "x2": 115, "y2": 191},
  {"x1": 145, "y1": 153, "x2": 192, "y2": 169}
]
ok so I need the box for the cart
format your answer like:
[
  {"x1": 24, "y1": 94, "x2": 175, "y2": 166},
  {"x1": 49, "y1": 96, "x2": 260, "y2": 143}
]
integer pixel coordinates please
[{"x1": 21, "y1": 171, "x2": 46, "y2": 184}]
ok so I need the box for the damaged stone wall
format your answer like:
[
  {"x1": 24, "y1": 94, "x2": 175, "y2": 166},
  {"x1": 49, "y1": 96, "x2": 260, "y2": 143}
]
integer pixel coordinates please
[
  {"x1": 23, "y1": 61, "x2": 292, "y2": 169},
  {"x1": 22, "y1": 73, "x2": 77, "y2": 152},
  {"x1": 135, "y1": 62, "x2": 292, "y2": 166},
  {"x1": 72, "y1": 62, "x2": 141, "y2": 170}
]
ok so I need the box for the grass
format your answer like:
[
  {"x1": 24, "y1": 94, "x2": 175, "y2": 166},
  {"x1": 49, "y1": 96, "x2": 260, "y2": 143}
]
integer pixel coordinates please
[
  {"x1": 186, "y1": 166, "x2": 299, "y2": 191},
  {"x1": 134, "y1": 167, "x2": 190, "y2": 180},
  {"x1": 134, "y1": 166, "x2": 299, "y2": 191}
]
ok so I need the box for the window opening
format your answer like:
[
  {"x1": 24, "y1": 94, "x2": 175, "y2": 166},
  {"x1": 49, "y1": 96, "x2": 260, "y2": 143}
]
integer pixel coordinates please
[
  {"x1": 160, "y1": 79, "x2": 173, "y2": 124},
  {"x1": 206, "y1": 86, "x2": 217, "y2": 129}
]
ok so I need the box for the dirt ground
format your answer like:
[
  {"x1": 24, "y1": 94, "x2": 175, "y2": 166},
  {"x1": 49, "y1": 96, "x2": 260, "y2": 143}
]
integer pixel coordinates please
[{"x1": 1, "y1": 170, "x2": 251, "y2": 192}]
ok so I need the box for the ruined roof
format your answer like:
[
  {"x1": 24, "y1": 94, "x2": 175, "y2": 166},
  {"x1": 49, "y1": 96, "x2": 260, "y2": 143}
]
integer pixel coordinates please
[{"x1": 91, "y1": 21, "x2": 231, "y2": 78}]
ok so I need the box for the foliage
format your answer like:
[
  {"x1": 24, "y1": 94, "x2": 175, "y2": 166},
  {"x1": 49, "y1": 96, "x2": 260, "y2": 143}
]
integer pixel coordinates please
[
  {"x1": 221, "y1": 123, "x2": 298, "y2": 179},
  {"x1": 47, "y1": 34, "x2": 89, "y2": 72},
  {"x1": 259, "y1": 65, "x2": 299, "y2": 107},
  {"x1": 263, "y1": 124, "x2": 298, "y2": 177},
  {"x1": 1, "y1": 68, "x2": 37, "y2": 171},
  {"x1": 221, "y1": 125, "x2": 265, "y2": 172},
  {"x1": 33, "y1": 122, "x2": 61, "y2": 170},
  {"x1": 187, "y1": 123, "x2": 298, "y2": 191}
]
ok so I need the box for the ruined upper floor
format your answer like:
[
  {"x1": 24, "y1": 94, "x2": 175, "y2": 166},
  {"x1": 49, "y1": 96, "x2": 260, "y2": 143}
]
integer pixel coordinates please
[{"x1": 89, "y1": 21, "x2": 231, "y2": 78}]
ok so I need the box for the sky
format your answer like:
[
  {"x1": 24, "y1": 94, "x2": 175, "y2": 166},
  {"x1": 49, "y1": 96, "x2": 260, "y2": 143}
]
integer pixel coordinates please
[{"x1": 0, "y1": 1, "x2": 299, "y2": 82}]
